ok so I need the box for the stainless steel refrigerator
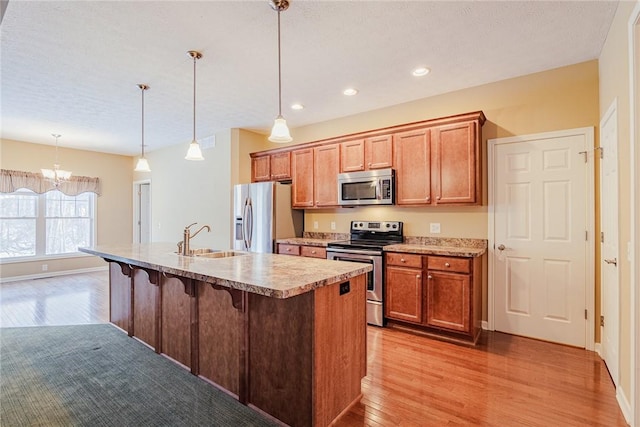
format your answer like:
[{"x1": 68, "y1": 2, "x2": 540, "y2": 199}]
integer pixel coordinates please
[{"x1": 233, "y1": 182, "x2": 304, "y2": 253}]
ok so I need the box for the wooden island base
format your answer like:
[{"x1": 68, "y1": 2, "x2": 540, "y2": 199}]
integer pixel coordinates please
[{"x1": 108, "y1": 262, "x2": 366, "y2": 427}]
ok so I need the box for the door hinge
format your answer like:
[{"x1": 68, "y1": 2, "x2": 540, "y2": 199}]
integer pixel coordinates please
[
  {"x1": 584, "y1": 309, "x2": 588, "y2": 320},
  {"x1": 596, "y1": 146, "x2": 604, "y2": 159},
  {"x1": 600, "y1": 315, "x2": 605, "y2": 327},
  {"x1": 601, "y1": 232, "x2": 604, "y2": 243},
  {"x1": 585, "y1": 231, "x2": 588, "y2": 241}
]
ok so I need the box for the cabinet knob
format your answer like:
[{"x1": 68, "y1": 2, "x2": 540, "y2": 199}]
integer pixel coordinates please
[
  {"x1": 360, "y1": 164, "x2": 364, "y2": 168},
  {"x1": 445, "y1": 262, "x2": 450, "y2": 267},
  {"x1": 416, "y1": 275, "x2": 421, "y2": 279},
  {"x1": 428, "y1": 275, "x2": 433, "y2": 279},
  {"x1": 437, "y1": 196, "x2": 441, "y2": 200},
  {"x1": 286, "y1": 248, "x2": 291, "y2": 251},
  {"x1": 426, "y1": 196, "x2": 430, "y2": 201},
  {"x1": 400, "y1": 258, "x2": 406, "y2": 263},
  {"x1": 368, "y1": 163, "x2": 372, "y2": 167},
  {"x1": 311, "y1": 250, "x2": 316, "y2": 254}
]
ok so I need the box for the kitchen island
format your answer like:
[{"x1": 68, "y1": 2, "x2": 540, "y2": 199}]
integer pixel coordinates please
[{"x1": 80, "y1": 243, "x2": 371, "y2": 427}]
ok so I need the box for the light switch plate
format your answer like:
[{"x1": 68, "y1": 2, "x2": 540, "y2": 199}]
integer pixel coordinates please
[
  {"x1": 331, "y1": 222, "x2": 336, "y2": 230},
  {"x1": 430, "y1": 223, "x2": 441, "y2": 234},
  {"x1": 313, "y1": 221, "x2": 319, "y2": 230}
]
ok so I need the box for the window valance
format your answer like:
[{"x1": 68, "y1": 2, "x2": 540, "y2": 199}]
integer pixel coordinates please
[{"x1": 0, "y1": 169, "x2": 101, "y2": 196}]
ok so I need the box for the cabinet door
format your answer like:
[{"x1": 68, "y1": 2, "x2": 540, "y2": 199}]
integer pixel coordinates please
[
  {"x1": 314, "y1": 144, "x2": 340, "y2": 207},
  {"x1": 431, "y1": 121, "x2": 478, "y2": 204},
  {"x1": 252, "y1": 156, "x2": 271, "y2": 182},
  {"x1": 426, "y1": 270, "x2": 470, "y2": 333},
  {"x1": 365, "y1": 135, "x2": 393, "y2": 169},
  {"x1": 340, "y1": 140, "x2": 365, "y2": 172},
  {"x1": 270, "y1": 152, "x2": 292, "y2": 180},
  {"x1": 277, "y1": 244, "x2": 301, "y2": 256},
  {"x1": 385, "y1": 265, "x2": 423, "y2": 323},
  {"x1": 394, "y1": 129, "x2": 431, "y2": 205},
  {"x1": 291, "y1": 149, "x2": 314, "y2": 208}
]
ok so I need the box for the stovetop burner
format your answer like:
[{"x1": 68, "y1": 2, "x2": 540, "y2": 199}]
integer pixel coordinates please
[{"x1": 327, "y1": 221, "x2": 403, "y2": 251}]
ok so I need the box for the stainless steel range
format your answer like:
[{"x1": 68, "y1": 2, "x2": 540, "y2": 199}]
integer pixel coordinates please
[{"x1": 327, "y1": 221, "x2": 403, "y2": 326}]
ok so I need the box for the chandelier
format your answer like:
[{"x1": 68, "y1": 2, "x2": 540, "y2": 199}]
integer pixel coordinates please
[{"x1": 41, "y1": 134, "x2": 72, "y2": 187}]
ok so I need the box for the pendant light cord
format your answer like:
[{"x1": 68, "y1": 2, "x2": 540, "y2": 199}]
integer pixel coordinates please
[
  {"x1": 193, "y1": 54, "x2": 197, "y2": 142},
  {"x1": 141, "y1": 86, "x2": 145, "y2": 158},
  {"x1": 277, "y1": 9, "x2": 282, "y2": 117}
]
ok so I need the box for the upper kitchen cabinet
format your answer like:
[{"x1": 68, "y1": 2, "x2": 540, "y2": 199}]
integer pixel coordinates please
[
  {"x1": 251, "y1": 152, "x2": 291, "y2": 182},
  {"x1": 394, "y1": 128, "x2": 432, "y2": 205},
  {"x1": 291, "y1": 145, "x2": 340, "y2": 208},
  {"x1": 394, "y1": 112, "x2": 485, "y2": 206},
  {"x1": 340, "y1": 135, "x2": 393, "y2": 173}
]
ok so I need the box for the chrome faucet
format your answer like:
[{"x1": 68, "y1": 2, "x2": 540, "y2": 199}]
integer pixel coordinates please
[{"x1": 180, "y1": 222, "x2": 211, "y2": 255}]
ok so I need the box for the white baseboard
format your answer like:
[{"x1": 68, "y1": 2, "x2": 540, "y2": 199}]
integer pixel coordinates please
[
  {"x1": 594, "y1": 342, "x2": 602, "y2": 357},
  {"x1": 0, "y1": 266, "x2": 108, "y2": 284},
  {"x1": 482, "y1": 320, "x2": 490, "y2": 330},
  {"x1": 617, "y1": 386, "x2": 632, "y2": 425}
]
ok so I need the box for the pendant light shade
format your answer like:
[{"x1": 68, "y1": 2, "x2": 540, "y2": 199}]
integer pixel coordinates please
[
  {"x1": 134, "y1": 84, "x2": 151, "y2": 172},
  {"x1": 268, "y1": 0, "x2": 292, "y2": 143},
  {"x1": 185, "y1": 50, "x2": 205, "y2": 161},
  {"x1": 41, "y1": 134, "x2": 72, "y2": 186}
]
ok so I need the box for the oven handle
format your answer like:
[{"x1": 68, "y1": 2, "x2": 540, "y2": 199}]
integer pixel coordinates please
[{"x1": 327, "y1": 248, "x2": 382, "y2": 257}]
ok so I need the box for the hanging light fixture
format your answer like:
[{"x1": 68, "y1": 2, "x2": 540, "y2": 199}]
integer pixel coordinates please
[
  {"x1": 185, "y1": 50, "x2": 205, "y2": 161},
  {"x1": 134, "y1": 84, "x2": 151, "y2": 172},
  {"x1": 41, "y1": 134, "x2": 72, "y2": 187},
  {"x1": 268, "y1": 0, "x2": 293, "y2": 143}
]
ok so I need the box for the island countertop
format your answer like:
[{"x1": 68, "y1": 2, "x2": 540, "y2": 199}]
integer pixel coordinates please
[{"x1": 80, "y1": 243, "x2": 371, "y2": 299}]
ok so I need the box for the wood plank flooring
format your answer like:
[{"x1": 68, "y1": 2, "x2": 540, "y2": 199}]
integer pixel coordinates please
[{"x1": 0, "y1": 271, "x2": 627, "y2": 426}]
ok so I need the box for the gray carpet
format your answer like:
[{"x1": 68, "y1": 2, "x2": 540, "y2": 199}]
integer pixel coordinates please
[{"x1": 0, "y1": 324, "x2": 279, "y2": 427}]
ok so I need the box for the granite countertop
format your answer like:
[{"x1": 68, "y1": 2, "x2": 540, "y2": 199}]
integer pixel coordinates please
[
  {"x1": 79, "y1": 243, "x2": 371, "y2": 299},
  {"x1": 384, "y1": 237, "x2": 487, "y2": 258}
]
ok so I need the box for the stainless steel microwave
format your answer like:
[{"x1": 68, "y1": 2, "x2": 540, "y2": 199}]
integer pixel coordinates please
[{"x1": 337, "y1": 168, "x2": 394, "y2": 206}]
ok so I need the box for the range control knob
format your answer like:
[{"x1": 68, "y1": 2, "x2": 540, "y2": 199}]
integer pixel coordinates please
[
  {"x1": 359, "y1": 223, "x2": 364, "y2": 227},
  {"x1": 392, "y1": 224, "x2": 398, "y2": 229},
  {"x1": 386, "y1": 223, "x2": 390, "y2": 228}
]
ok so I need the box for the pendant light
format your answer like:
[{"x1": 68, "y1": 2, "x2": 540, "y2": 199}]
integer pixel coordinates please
[
  {"x1": 41, "y1": 134, "x2": 72, "y2": 187},
  {"x1": 185, "y1": 50, "x2": 205, "y2": 161},
  {"x1": 268, "y1": 0, "x2": 293, "y2": 143},
  {"x1": 134, "y1": 84, "x2": 151, "y2": 172}
]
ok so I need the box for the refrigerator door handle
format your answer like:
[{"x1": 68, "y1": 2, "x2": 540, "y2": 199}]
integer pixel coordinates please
[
  {"x1": 243, "y1": 198, "x2": 250, "y2": 250},
  {"x1": 246, "y1": 198, "x2": 254, "y2": 249}
]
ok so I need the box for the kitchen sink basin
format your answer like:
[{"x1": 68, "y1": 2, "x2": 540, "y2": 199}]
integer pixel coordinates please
[{"x1": 195, "y1": 250, "x2": 247, "y2": 259}]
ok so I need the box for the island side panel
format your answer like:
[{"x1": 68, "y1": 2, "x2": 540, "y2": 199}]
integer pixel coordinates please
[
  {"x1": 197, "y1": 282, "x2": 241, "y2": 396},
  {"x1": 160, "y1": 276, "x2": 192, "y2": 368},
  {"x1": 108, "y1": 262, "x2": 130, "y2": 333},
  {"x1": 249, "y1": 291, "x2": 313, "y2": 427},
  {"x1": 132, "y1": 269, "x2": 159, "y2": 351},
  {"x1": 313, "y1": 274, "x2": 367, "y2": 427}
]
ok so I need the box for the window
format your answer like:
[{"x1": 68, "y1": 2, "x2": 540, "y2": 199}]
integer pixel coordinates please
[{"x1": 0, "y1": 190, "x2": 95, "y2": 259}]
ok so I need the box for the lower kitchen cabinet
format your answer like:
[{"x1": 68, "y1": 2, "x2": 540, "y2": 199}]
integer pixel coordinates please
[
  {"x1": 384, "y1": 252, "x2": 482, "y2": 343},
  {"x1": 277, "y1": 243, "x2": 327, "y2": 259}
]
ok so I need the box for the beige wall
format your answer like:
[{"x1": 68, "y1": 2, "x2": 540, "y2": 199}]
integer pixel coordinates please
[
  {"x1": 135, "y1": 130, "x2": 235, "y2": 250},
  {"x1": 598, "y1": 0, "x2": 636, "y2": 408},
  {"x1": 0, "y1": 138, "x2": 133, "y2": 279}
]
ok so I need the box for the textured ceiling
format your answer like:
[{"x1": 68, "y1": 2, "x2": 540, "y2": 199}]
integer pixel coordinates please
[{"x1": 1, "y1": 0, "x2": 618, "y2": 156}]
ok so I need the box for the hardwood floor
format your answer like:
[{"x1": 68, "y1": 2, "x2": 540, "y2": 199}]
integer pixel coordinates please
[{"x1": 0, "y1": 271, "x2": 627, "y2": 426}]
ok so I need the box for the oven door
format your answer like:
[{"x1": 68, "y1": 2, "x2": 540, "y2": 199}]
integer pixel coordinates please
[{"x1": 326, "y1": 250, "x2": 382, "y2": 302}]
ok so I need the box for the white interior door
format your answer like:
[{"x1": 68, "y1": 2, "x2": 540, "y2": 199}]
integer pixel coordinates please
[
  {"x1": 139, "y1": 183, "x2": 151, "y2": 244},
  {"x1": 491, "y1": 129, "x2": 591, "y2": 347},
  {"x1": 600, "y1": 100, "x2": 619, "y2": 385}
]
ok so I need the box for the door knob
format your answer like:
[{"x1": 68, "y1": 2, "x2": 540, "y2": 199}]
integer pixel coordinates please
[
  {"x1": 497, "y1": 244, "x2": 506, "y2": 251},
  {"x1": 604, "y1": 258, "x2": 617, "y2": 266}
]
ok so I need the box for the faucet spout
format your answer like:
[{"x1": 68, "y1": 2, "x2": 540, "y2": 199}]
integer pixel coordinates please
[{"x1": 190, "y1": 225, "x2": 211, "y2": 239}]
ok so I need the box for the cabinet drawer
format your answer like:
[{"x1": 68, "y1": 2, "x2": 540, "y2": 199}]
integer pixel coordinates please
[
  {"x1": 427, "y1": 256, "x2": 470, "y2": 273},
  {"x1": 300, "y1": 246, "x2": 326, "y2": 259},
  {"x1": 386, "y1": 252, "x2": 423, "y2": 268},
  {"x1": 277, "y1": 244, "x2": 300, "y2": 256}
]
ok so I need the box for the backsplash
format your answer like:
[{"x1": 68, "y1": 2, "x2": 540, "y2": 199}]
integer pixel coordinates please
[
  {"x1": 403, "y1": 236, "x2": 487, "y2": 248},
  {"x1": 303, "y1": 232, "x2": 350, "y2": 240}
]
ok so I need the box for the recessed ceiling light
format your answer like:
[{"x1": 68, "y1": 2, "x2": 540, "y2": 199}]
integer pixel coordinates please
[
  {"x1": 412, "y1": 67, "x2": 431, "y2": 77},
  {"x1": 343, "y1": 88, "x2": 358, "y2": 96},
  {"x1": 291, "y1": 103, "x2": 304, "y2": 110}
]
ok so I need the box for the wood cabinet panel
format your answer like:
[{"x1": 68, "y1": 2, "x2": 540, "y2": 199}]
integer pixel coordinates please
[
  {"x1": 314, "y1": 144, "x2": 340, "y2": 207},
  {"x1": 385, "y1": 265, "x2": 423, "y2": 324},
  {"x1": 270, "y1": 151, "x2": 291, "y2": 180},
  {"x1": 132, "y1": 269, "x2": 158, "y2": 350},
  {"x1": 340, "y1": 139, "x2": 365, "y2": 172},
  {"x1": 291, "y1": 149, "x2": 314, "y2": 208},
  {"x1": 251, "y1": 155, "x2": 271, "y2": 182},
  {"x1": 394, "y1": 129, "x2": 432, "y2": 205},
  {"x1": 300, "y1": 246, "x2": 327, "y2": 259},
  {"x1": 197, "y1": 282, "x2": 241, "y2": 395},
  {"x1": 109, "y1": 263, "x2": 131, "y2": 333},
  {"x1": 427, "y1": 255, "x2": 470, "y2": 274},
  {"x1": 365, "y1": 135, "x2": 393, "y2": 169},
  {"x1": 277, "y1": 244, "x2": 301, "y2": 256},
  {"x1": 386, "y1": 252, "x2": 423, "y2": 268},
  {"x1": 426, "y1": 270, "x2": 470, "y2": 333},
  {"x1": 160, "y1": 276, "x2": 192, "y2": 368},
  {"x1": 432, "y1": 121, "x2": 478, "y2": 204}
]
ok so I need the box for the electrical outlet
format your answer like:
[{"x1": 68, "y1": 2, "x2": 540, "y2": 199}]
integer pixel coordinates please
[
  {"x1": 430, "y1": 223, "x2": 441, "y2": 234},
  {"x1": 331, "y1": 222, "x2": 336, "y2": 230},
  {"x1": 42, "y1": 264, "x2": 48, "y2": 272},
  {"x1": 313, "y1": 221, "x2": 319, "y2": 230}
]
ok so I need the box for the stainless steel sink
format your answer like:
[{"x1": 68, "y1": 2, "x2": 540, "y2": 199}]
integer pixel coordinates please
[{"x1": 195, "y1": 250, "x2": 247, "y2": 259}]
